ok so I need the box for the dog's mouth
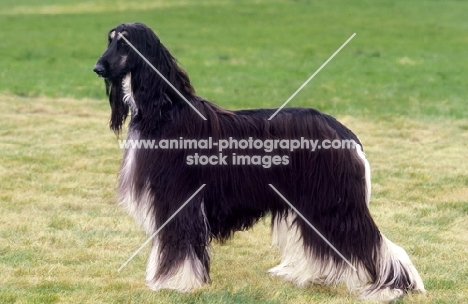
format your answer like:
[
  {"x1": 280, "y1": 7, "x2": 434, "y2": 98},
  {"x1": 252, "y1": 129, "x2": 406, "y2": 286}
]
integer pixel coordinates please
[{"x1": 93, "y1": 64, "x2": 128, "y2": 81}]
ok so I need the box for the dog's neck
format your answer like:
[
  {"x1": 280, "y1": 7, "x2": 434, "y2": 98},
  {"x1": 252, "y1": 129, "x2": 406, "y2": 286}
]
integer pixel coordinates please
[{"x1": 122, "y1": 73, "x2": 138, "y2": 116}]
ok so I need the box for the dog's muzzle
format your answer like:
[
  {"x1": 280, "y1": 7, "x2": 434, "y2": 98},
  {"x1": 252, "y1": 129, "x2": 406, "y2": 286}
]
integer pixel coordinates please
[{"x1": 93, "y1": 62, "x2": 106, "y2": 77}]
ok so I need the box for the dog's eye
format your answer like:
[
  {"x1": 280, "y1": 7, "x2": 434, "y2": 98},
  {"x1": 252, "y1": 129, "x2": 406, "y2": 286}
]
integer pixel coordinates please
[{"x1": 118, "y1": 40, "x2": 130, "y2": 51}]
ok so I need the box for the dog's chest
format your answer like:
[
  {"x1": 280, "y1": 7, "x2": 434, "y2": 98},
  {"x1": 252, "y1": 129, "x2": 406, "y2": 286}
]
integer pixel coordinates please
[
  {"x1": 118, "y1": 130, "x2": 140, "y2": 213},
  {"x1": 119, "y1": 131, "x2": 137, "y2": 196},
  {"x1": 122, "y1": 73, "x2": 138, "y2": 115},
  {"x1": 118, "y1": 130, "x2": 156, "y2": 233}
]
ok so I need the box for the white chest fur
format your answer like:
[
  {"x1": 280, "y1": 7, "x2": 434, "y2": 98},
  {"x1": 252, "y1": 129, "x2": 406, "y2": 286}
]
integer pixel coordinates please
[
  {"x1": 122, "y1": 73, "x2": 138, "y2": 115},
  {"x1": 118, "y1": 130, "x2": 155, "y2": 234}
]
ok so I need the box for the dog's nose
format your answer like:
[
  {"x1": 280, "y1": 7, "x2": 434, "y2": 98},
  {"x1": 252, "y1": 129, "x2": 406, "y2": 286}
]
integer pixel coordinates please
[{"x1": 93, "y1": 63, "x2": 106, "y2": 76}]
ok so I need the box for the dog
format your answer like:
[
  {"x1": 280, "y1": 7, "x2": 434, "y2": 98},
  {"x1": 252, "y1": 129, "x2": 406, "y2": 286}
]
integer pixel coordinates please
[{"x1": 93, "y1": 22, "x2": 425, "y2": 301}]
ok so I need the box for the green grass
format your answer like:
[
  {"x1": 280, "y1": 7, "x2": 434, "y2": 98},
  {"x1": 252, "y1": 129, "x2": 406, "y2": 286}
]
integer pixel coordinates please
[
  {"x1": 1, "y1": 0, "x2": 468, "y2": 118},
  {"x1": 1, "y1": 0, "x2": 467, "y2": 303}
]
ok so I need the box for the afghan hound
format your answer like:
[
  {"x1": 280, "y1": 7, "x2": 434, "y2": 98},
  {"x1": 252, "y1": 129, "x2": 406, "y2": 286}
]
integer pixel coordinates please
[{"x1": 93, "y1": 22, "x2": 424, "y2": 302}]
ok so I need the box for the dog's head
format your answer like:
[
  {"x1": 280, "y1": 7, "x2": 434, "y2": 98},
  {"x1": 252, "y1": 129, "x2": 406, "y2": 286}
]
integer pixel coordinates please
[
  {"x1": 93, "y1": 22, "x2": 159, "y2": 79},
  {"x1": 94, "y1": 23, "x2": 196, "y2": 133}
]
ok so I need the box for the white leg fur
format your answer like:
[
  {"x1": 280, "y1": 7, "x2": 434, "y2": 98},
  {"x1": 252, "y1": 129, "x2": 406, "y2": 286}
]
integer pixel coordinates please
[
  {"x1": 269, "y1": 212, "x2": 368, "y2": 289},
  {"x1": 145, "y1": 202, "x2": 209, "y2": 292},
  {"x1": 146, "y1": 239, "x2": 207, "y2": 292},
  {"x1": 354, "y1": 144, "x2": 425, "y2": 301},
  {"x1": 359, "y1": 235, "x2": 425, "y2": 302},
  {"x1": 269, "y1": 212, "x2": 311, "y2": 286},
  {"x1": 270, "y1": 214, "x2": 424, "y2": 302}
]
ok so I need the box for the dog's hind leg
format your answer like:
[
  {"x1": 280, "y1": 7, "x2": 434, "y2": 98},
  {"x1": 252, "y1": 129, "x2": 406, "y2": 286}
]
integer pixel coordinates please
[{"x1": 357, "y1": 234, "x2": 425, "y2": 302}]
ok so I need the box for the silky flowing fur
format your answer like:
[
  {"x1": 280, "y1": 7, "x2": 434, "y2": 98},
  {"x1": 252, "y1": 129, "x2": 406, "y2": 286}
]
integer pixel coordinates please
[{"x1": 93, "y1": 22, "x2": 425, "y2": 302}]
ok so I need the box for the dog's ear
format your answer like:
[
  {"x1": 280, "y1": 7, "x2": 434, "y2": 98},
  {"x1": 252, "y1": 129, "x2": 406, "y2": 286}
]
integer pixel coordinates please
[
  {"x1": 157, "y1": 44, "x2": 195, "y2": 98},
  {"x1": 133, "y1": 41, "x2": 195, "y2": 105},
  {"x1": 125, "y1": 26, "x2": 193, "y2": 123},
  {"x1": 124, "y1": 23, "x2": 194, "y2": 99}
]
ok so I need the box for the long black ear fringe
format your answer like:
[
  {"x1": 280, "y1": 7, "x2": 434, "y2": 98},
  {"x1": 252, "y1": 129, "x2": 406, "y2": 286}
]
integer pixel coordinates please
[
  {"x1": 106, "y1": 78, "x2": 129, "y2": 134},
  {"x1": 157, "y1": 43, "x2": 195, "y2": 98},
  {"x1": 131, "y1": 46, "x2": 194, "y2": 99}
]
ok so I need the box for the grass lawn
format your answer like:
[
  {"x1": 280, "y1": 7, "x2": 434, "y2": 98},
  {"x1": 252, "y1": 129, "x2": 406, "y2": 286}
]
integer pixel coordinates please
[{"x1": 1, "y1": 0, "x2": 467, "y2": 303}]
